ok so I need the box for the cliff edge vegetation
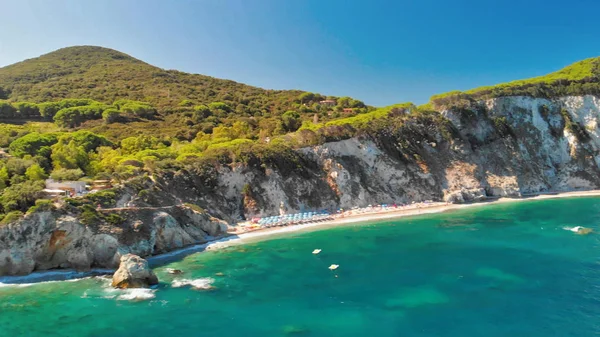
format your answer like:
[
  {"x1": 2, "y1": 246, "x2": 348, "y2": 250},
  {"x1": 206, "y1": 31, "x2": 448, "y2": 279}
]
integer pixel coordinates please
[{"x1": 430, "y1": 57, "x2": 600, "y2": 107}]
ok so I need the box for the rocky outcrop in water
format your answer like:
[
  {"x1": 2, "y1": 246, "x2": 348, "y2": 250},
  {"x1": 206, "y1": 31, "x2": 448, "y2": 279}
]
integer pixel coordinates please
[{"x1": 111, "y1": 254, "x2": 158, "y2": 288}]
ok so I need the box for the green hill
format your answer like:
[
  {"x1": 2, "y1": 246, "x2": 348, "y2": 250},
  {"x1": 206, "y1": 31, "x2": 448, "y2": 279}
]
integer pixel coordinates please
[
  {"x1": 430, "y1": 56, "x2": 600, "y2": 107},
  {"x1": 0, "y1": 46, "x2": 371, "y2": 141},
  {"x1": 0, "y1": 46, "x2": 364, "y2": 116}
]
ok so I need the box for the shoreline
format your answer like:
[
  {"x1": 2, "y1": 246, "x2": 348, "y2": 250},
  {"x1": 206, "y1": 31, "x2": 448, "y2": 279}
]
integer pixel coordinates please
[
  {"x1": 204, "y1": 189, "x2": 600, "y2": 249},
  {"x1": 2, "y1": 189, "x2": 600, "y2": 285}
]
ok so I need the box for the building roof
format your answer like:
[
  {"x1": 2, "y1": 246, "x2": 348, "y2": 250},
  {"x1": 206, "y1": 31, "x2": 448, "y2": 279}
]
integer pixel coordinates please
[{"x1": 43, "y1": 189, "x2": 67, "y2": 194}]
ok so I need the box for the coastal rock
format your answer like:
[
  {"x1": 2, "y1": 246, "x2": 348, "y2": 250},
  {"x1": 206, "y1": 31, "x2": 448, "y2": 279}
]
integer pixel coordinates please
[
  {"x1": 90, "y1": 234, "x2": 121, "y2": 268},
  {"x1": 111, "y1": 254, "x2": 159, "y2": 289},
  {"x1": 152, "y1": 212, "x2": 196, "y2": 252},
  {"x1": 0, "y1": 249, "x2": 36, "y2": 276},
  {"x1": 65, "y1": 238, "x2": 94, "y2": 271},
  {"x1": 443, "y1": 188, "x2": 487, "y2": 203},
  {"x1": 0, "y1": 206, "x2": 228, "y2": 276}
]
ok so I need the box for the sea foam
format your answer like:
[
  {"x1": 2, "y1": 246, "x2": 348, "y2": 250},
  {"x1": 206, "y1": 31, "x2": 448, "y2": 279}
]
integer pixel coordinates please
[
  {"x1": 171, "y1": 278, "x2": 215, "y2": 290},
  {"x1": 116, "y1": 288, "x2": 157, "y2": 301}
]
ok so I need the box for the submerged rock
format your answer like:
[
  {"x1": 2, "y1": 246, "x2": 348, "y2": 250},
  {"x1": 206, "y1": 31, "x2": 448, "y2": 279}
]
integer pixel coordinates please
[
  {"x1": 111, "y1": 254, "x2": 159, "y2": 289},
  {"x1": 166, "y1": 268, "x2": 184, "y2": 275},
  {"x1": 576, "y1": 227, "x2": 593, "y2": 235},
  {"x1": 566, "y1": 226, "x2": 593, "y2": 235}
]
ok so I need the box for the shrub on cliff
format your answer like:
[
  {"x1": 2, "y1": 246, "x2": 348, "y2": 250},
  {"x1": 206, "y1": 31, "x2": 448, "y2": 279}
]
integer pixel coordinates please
[
  {"x1": 79, "y1": 204, "x2": 102, "y2": 226},
  {"x1": 104, "y1": 213, "x2": 125, "y2": 225},
  {"x1": 183, "y1": 203, "x2": 206, "y2": 213},
  {"x1": 561, "y1": 109, "x2": 591, "y2": 143},
  {"x1": 85, "y1": 189, "x2": 118, "y2": 207},
  {"x1": 0, "y1": 211, "x2": 24, "y2": 226},
  {"x1": 491, "y1": 116, "x2": 515, "y2": 138},
  {"x1": 27, "y1": 199, "x2": 55, "y2": 213}
]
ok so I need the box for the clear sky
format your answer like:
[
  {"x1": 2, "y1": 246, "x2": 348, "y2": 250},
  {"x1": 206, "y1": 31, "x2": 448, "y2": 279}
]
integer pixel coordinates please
[{"x1": 1, "y1": 0, "x2": 599, "y2": 106}]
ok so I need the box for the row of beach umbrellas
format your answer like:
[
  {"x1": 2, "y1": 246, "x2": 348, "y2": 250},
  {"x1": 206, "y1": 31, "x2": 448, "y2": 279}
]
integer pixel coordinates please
[{"x1": 257, "y1": 211, "x2": 329, "y2": 226}]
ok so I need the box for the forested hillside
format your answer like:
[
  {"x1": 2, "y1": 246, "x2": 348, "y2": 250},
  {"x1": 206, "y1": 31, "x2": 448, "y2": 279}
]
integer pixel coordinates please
[
  {"x1": 0, "y1": 46, "x2": 372, "y2": 141},
  {"x1": 0, "y1": 46, "x2": 367, "y2": 116}
]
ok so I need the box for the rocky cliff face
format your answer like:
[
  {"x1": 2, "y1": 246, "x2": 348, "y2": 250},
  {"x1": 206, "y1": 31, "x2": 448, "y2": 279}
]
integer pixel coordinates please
[
  {"x1": 2, "y1": 95, "x2": 600, "y2": 276},
  {"x1": 143, "y1": 95, "x2": 600, "y2": 218},
  {"x1": 0, "y1": 206, "x2": 228, "y2": 276}
]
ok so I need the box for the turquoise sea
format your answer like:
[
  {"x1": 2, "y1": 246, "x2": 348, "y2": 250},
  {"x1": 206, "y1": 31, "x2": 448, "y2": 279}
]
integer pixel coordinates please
[{"x1": 2, "y1": 197, "x2": 600, "y2": 336}]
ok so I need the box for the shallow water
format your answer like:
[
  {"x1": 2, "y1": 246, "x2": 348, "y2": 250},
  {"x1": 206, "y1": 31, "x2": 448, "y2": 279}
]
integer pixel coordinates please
[{"x1": 2, "y1": 197, "x2": 600, "y2": 336}]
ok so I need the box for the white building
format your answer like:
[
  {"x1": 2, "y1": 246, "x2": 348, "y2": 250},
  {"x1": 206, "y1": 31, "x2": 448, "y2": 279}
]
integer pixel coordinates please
[{"x1": 44, "y1": 179, "x2": 87, "y2": 196}]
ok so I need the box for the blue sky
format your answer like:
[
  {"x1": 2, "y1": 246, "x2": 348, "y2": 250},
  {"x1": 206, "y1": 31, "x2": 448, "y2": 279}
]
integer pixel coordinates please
[{"x1": 1, "y1": 0, "x2": 599, "y2": 106}]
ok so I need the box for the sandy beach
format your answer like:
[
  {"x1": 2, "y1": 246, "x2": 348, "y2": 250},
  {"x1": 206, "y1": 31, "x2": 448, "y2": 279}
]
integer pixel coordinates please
[{"x1": 205, "y1": 189, "x2": 600, "y2": 250}]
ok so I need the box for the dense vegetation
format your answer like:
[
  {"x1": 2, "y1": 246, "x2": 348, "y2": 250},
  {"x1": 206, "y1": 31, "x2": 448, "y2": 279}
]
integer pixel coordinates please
[
  {"x1": 430, "y1": 57, "x2": 600, "y2": 107},
  {"x1": 0, "y1": 47, "x2": 375, "y2": 144},
  {"x1": 0, "y1": 46, "x2": 369, "y2": 120}
]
